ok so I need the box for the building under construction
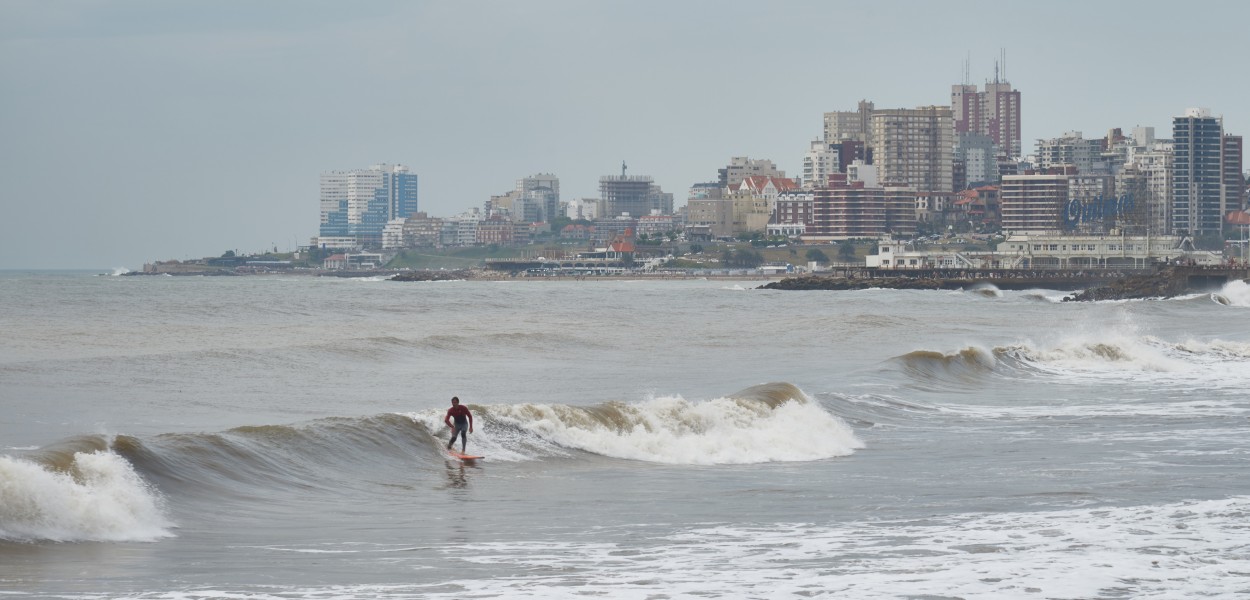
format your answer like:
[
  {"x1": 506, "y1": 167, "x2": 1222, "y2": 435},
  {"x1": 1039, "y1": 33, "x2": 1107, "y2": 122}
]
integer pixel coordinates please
[{"x1": 600, "y1": 162, "x2": 656, "y2": 218}]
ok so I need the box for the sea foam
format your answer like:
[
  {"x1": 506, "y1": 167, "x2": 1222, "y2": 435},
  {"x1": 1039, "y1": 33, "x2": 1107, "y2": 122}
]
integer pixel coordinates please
[
  {"x1": 487, "y1": 392, "x2": 863, "y2": 465},
  {"x1": 0, "y1": 451, "x2": 173, "y2": 542}
]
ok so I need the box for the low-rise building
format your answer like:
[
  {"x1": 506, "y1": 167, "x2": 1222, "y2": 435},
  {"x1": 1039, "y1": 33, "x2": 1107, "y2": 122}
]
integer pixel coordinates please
[{"x1": 867, "y1": 232, "x2": 1202, "y2": 269}]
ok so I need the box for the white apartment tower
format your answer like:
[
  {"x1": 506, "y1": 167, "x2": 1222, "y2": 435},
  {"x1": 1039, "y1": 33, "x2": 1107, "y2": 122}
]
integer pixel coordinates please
[{"x1": 801, "y1": 141, "x2": 839, "y2": 189}]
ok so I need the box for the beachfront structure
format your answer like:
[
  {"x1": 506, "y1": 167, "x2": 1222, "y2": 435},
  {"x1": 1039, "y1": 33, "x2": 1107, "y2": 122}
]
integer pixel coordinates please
[
  {"x1": 868, "y1": 232, "x2": 1198, "y2": 270},
  {"x1": 869, "y1": 106, "x2": 954, "y2": 193},
  {"x1": 803, "y1": 173, "x2": 917, "y2": 242},
  {"x1": 319, "y1": 164, "x2": 418, "y2": 247}
]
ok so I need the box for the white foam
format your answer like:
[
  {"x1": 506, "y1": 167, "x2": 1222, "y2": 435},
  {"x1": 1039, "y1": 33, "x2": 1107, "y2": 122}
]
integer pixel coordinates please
[
  {"x1": 423, "y1": 497, "x2": 1250, "y2": 600},
  {"x1": 0, "y1": 451, "x2": 173, "y2": 542},
  {"x1": 1012, "y1": 331, "x2": 1250, "y2": 393},
  {"x1": 1213, "y1": 279, "x2": 1250, "y2": 306},
  {"x1": 489, "y1": 394, "x2": 863, "y2": 465}
]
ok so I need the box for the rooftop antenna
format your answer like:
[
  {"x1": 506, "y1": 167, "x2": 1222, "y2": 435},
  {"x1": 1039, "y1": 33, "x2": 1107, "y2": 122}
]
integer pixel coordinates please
[{"x1": 621, "y1": 160, "x2": 627, "y2": 178}]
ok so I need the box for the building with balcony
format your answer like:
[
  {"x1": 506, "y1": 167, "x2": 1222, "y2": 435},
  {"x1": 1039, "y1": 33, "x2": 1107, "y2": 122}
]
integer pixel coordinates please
[
  {"x1": 1001, "y1": 172, "x2": 1070, "y2": 233},
  {"x1": 804, "y1": 174, "x2": 917, "y2": 242},
  {"x1": 869, "y1": 106, "x2": 954, "y2": 193}
]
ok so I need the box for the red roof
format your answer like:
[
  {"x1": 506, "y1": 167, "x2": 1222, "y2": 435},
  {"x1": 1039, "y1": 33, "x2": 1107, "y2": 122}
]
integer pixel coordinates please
[
  {"x1": 1227, "y1": 211, "x2": 1250, "y2": 225},
  {"x1": 739, "y1": 176, "x2": 798, "y2": 193},
  {"x1": 608, "y1": 239, "x2": 636, "y2": 252}
]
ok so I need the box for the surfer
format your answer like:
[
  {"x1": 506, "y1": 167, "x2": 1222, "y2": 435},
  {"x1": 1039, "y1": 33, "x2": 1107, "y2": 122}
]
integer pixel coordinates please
[{"x1": 444, "y1": 396, "x2": 474, "y2": 453}]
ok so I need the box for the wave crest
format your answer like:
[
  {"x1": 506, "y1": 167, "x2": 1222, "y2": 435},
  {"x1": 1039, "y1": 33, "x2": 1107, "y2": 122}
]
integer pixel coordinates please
[{"x1": 0, "y1": 450, "x2": 173, "y2": 543}]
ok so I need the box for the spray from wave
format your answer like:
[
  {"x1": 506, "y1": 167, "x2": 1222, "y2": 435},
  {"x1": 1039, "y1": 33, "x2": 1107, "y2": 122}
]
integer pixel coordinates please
[
  {"x1": 0, "y1": 447, "x2": 173, "y2": 543},
  {"x1": 1210, "y1": 280, "x2": 1250, "y2": 306}
]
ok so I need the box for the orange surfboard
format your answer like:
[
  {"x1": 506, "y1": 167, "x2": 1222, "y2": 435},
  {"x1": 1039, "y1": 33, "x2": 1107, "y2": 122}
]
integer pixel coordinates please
[{"x1": 448, "y1": 450, "x2": 484, "y2": 461}]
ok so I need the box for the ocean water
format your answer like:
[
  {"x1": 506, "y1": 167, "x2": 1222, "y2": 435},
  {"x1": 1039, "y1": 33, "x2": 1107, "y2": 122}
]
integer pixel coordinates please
[{"x1": 2, "y1": 271, "x2": 1249, "y2": 599}]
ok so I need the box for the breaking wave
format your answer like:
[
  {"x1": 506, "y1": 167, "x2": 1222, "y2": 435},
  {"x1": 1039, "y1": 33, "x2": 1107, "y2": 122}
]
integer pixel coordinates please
[
  {"x1": 1, "y1": 383, "x2": 861, "y2": 542},
  {"x1": 0, "y1": 442, "x2": 173, "y2": 543},
  {"x1": 895, "y1": 333, "x2": 1250, "y2": 387},
  {"x1": 477, "y1": 382, "x2": 862, "y2": 464}
]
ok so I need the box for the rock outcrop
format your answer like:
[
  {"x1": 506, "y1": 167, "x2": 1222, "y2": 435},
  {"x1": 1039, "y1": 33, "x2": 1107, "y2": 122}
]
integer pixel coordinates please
[
  {"x1": 759, "y1": 276, "x2": 953, "y2": 291},
  {"x1": 389, "y1": 270, "x2": 478, "y2": 282},
  {"x1": 1061, "y1": 268, "x2": 1191, "y2": 302}
]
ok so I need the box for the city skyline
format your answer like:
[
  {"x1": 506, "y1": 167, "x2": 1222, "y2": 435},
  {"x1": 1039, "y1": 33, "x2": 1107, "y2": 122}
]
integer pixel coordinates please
[{"x1": 2, "y1": 0, "x2": 1248, "y2": 269}]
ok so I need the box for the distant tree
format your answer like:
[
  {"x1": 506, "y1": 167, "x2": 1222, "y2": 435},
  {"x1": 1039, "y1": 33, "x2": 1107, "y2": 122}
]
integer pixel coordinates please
[
  {"x1": 688, "y1": 243, "x2": 704, "y2": 254},
  {"x1": 805, "y1": 248, "x2": 830, "y2": 263},
  {"x1": 222, "y1": 250, "x2": 236, "y2": 258},
  {"x1": 837, "y1": 241, "x2": 856, "y2": 260},
  {"x1": 723, "y1": 248, "x2": 764, "y2": 268}
]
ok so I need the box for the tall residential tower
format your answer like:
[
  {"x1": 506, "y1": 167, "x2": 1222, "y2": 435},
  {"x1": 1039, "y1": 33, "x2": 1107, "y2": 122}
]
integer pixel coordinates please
[
  {"x1": 1171, "y1": 108, "x2": 1228, "y2": 236},
  {"x1": 319, "y1": 164, "x2": 418, "y2": 247},
  {"x1": 952, "y1": 63, "x2": 1022, "y2": 159}
]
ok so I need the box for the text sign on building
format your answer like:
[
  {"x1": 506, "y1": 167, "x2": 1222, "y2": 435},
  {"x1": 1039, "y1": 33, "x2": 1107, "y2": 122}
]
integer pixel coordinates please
[{"x1": 1064, "y1": 194, "x2": 1136, "y2": 227}]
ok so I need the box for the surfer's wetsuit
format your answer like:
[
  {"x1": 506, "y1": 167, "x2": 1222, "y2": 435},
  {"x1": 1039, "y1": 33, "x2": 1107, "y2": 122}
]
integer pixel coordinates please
[{"x1": 445, "y1": 404, "x2": 472, "y2": 451}]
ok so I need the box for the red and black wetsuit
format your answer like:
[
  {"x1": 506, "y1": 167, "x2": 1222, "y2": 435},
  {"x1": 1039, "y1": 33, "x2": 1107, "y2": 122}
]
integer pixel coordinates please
[{"x1": 445, "y1": 404, "x2": 473, "y2": 450}]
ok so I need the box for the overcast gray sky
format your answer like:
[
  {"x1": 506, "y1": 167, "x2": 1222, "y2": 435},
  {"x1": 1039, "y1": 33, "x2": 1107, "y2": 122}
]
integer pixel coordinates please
[{"x1": 1, "y1": 0, "x2": 1246, "y2": 269}]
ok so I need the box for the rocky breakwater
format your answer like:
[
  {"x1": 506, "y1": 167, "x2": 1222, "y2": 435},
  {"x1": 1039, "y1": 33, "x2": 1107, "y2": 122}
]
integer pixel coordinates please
[
  {"x1": 1062, "y1": 267, "x2": 1198, "y2": 302},
  {"x1": 759, "y1": 275, "x2": 955, "y2": 291},
  {"x1": 389, "y1": 269, "x2": 480, "y2": 282}
]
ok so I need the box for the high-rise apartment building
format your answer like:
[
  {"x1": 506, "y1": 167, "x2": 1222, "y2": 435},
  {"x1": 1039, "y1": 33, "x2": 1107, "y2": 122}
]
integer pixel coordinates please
[
  {"x1": 1000, "y1": 172, "x2": 1070, "y2": 233},
  {"x1": 823, "y1": 100, "x2": 875, "y2": 146},
  {"x1": 1116, "y1": 141, "x2": 1173, "y2": 235},
  {"x1": 319, "y1": 164, "x2": 418, "y2": 247},
  {"x1": 801, "y1": 141, "x2": 840, "y2": 189},
  {"x1": 956, "y1": 132, "x2": 999, "y2": 187},
  {"x1": 869, "y1": 106, "x2": 954, "y2": 192},
  {"x1": 1035, "y1": 132, "x2": 1108, "y2": 175},
  {"x1": 1172, "y1": 108, "x2": 1227, "y2": 236},
  {"x1": 952, "y1": 77, "x2": 1021, "y2": 159},
  {"x1": 516, "y1": 173, "x2": 560, "y2": 223},
  {"x1": 1223, "y1": 134, "x2": 1245, "y2": 211}
]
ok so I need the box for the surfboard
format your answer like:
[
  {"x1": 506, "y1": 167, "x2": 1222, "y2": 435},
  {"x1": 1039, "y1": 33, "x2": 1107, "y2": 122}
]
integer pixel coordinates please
[{"x1": 447, "y1": 450, "x2": 484, "y2": 461}]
